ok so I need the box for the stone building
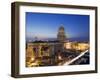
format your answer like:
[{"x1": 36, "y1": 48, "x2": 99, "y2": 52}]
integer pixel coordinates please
[
  {"x1": 26, "y1": 25, "x2": 67, "y2": 67},
  {"x1": 57, "y1": 25, "x2": 66, "y2": 42}
]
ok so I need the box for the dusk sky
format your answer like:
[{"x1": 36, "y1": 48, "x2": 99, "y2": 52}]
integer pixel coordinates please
[{"x1": 26, "y1": 12, "x2": 89, "y2": 41}]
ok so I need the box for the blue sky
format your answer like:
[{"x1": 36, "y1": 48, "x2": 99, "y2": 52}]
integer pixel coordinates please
[{"x1": 26, "y1": 12, "x2": 89, "y2": 41}]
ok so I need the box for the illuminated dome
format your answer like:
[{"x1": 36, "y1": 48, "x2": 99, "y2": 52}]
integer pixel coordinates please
[
  {"x1": 59, "y1": 26, "x2": 64, "y2": 30},
  {"x1": 57, "y1": 25, "x2": 66, "y2": 42}
]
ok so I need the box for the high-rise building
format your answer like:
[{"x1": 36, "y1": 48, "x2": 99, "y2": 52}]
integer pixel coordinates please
[{"x1": 57, "y1": 25, "x2": 66, "y2": 42}]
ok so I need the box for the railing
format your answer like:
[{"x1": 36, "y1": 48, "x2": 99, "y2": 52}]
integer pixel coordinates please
[{"x1": 63, "y1": 49, "x2": 89, "y2": 65}]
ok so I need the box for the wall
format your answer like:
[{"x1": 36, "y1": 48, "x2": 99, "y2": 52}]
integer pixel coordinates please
[{"x1": 0, "y1": 0, "x2": 99, "y2": 80}]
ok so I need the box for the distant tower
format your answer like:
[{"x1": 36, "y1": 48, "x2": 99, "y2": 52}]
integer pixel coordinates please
[{"x1": 57, "y1": 25, "x2": 66, "y2": 42}]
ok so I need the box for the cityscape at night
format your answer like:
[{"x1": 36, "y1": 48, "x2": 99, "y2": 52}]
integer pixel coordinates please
[{"x1": 25, "y1": 12, "x2": 90, "y2": 67}]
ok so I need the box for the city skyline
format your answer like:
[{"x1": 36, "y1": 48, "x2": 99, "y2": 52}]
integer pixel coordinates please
[{"x1": 26, "y1": 12, "x2": 89, "y2": 41}]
